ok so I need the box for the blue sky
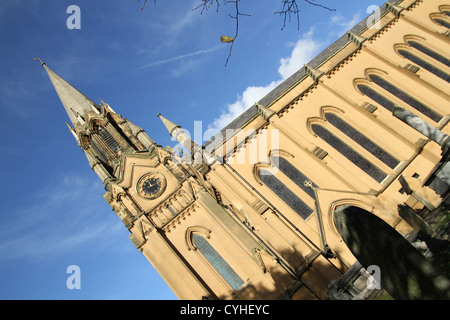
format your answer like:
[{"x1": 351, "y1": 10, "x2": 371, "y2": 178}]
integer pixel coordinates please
[{"x1": 0, "y1": 0, "x2": 385, "y2": 300}]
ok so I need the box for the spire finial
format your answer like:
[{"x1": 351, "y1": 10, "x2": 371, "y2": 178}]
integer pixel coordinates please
[{"x1": 33, "y1": 57, "x2": 45, "y2": 66}]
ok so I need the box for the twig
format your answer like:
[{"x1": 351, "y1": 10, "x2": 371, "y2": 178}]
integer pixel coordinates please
[
  {"x1": 303, "y1": 0, "x2": 335, "y2": 11},
  {"x1": 275, "y1": 0, "x2": 335, "y2": 30},
  {"x1": 140, "y1": 0, "x2": 335, "y2": 66},
  {"x1": 192, "y1": 0, "x2": 220, "y2": 14},
  {"x1": 139, "y1": 0, "x2": 157, "y2": 10},
  {"x1": 223, "y1": 0, "x2": 250, "y2": 67},
  {"x1": 275, "y1": 0, "x2": 300, "y2": 31}
]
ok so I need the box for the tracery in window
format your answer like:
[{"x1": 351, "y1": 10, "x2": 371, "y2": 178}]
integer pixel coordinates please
[
  {"x1": 192, "y1": 233, "x2": 244, "y2": 291},
  {"x1": 440, "y1": 5, "x2": 450, "y2": 17}
]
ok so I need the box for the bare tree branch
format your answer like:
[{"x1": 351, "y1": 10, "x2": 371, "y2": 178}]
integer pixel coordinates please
[
  {"x1": 192, "y1": 0, "x2": 221, "y2": 14},
  {"x1": 223, "y1": 0, "x2": 250, "y2": 66},
  {"x1": 275, "y1": 0, "x2": 300, "y2": 31},
  {"x1": 275, "y1": 1, "x2": 335, "y2": 30},
  {"x1": 140, "y1": 0, "x2": 335, "y2": 65}
]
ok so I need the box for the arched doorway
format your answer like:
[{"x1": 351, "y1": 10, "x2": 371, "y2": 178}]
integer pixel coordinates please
[{"x1": 333, "y1": 205, "x2": 450, "y2": 299}]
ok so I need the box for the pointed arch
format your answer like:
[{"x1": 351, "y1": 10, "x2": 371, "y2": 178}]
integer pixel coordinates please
[
  {"x1": 402, "y1": 35, "x2": 450, "y2": 68},
  {"x1": 394, "y1": 43, "x2": 450, "y2": 83},
  {"x1": 430, "y1": 12, "x2": 450, "y2": 29},
  {"x1": 363, "y1": 67, "x2": 388, "y2": 79},
  {"x1": 310, "y1": 112, "x2": 388, "y2": 183},
  {"x1": 185, "y1": 226, "x2": 211, "y2": 251},
  {"x1": 319, "y1": 105, "x2": 345, "y2": 119},
  {"x1": 323, "y1": 111, "x2": 399, "y2": 169},
  {"x1": 439, "y1": 5, "x2": 450, "y2": 15},
  {"x1": 328, "y1": 199, "x2": 374, "y2": 236},
  {"x1": 366, "y1": 72, "x2": 442, "y2": 122}
]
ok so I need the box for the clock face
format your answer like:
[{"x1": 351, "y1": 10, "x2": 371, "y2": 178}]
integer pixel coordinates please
[{"x1": 137, "y1": 173, "x2": 166, "y2": 199}]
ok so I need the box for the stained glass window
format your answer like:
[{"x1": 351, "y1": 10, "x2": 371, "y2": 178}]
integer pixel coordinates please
[
  {"x1": 358, "y1": 84, "x2": 396, "y2": 112},
  {"x1": 274, "y1": 157, "x2": 317, "y2": 200},
  {"x1": 434, "y1": 17, "x2": 450, "y2": 29}
]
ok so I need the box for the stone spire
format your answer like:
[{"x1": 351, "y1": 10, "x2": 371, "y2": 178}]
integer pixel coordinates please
[
  {"x1": 157, "y1": 113, "x2": 181, "y2": 136},
  {"x1": 157, "y1": 113, "x2": 207, "y2": 166},
  {"x1": 35, "y1": 58, "x2": 99, "y2": 128}
]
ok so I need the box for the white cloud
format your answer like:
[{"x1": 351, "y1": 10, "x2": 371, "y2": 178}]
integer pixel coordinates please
[
  {"x1": 278, "y1": 28, "x2": 323, "y2": 79},
  {"x1": 329, "y1": 13, "x2": 361, "y2": 38},
  {"x1": 206, "y1": 27, "x2": 324, "y2": 136},
  {"x1": 206, "y1": 80, "x2": 281, "y2": 138}
]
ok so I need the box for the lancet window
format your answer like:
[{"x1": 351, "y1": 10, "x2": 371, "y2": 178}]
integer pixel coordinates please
[
  {"x1": 192, "y1": 234, "x2": 244, "y2": 291},
  {"x1": 397, "y1": 49, "x2": 450, "y2": 83},
  {"x1": 324, "y1": 113, "x2": 399, "y2": 169},
  {"x1": 258, "y1": 156, "x2": 315, "y2": 219},
  {"x1": 311, "y1": 115, "x2": 387, "y2": 183},
  {"x1": 368, "y1": 74, "x2": 442, "y2": 122}
]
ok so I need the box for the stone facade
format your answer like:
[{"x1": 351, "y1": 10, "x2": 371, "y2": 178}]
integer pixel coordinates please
[{"x1": 41, "y1": 0, "x2": 450, "y2": 300}]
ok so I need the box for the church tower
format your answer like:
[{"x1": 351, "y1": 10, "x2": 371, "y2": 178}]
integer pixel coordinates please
[
  {"x1": 38, "y1": 0, "x2": 450, "y2": 301},
  {"x1": 39, "y1": 60, "x2": 341, "y2": 300}
]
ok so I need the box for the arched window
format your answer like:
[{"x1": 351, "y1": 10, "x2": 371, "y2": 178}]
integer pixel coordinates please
[
  {"x1": 312, "y1": 124, "x2": 386, "y2": 183},
  {"x1": 324, "y1": 113, "x2": 399, "y2": 169},
  {"x1": 275, "y1": 157, "x2": 317, "y2": 200},
  {"x1": 357, "y1": 84, "x2": 396, "y2": 112},
  {"x1": 192, "y1": 234, "x2": 244, "y2": 291},
  {"x1": 259, "y1": 156, "x2": 315, "y2": 219},
  {"x1": 440, "y1": 5, "x2": 450, "y2": 17},
  {"x1": 398, "y1": 49, "x2": 450, "y2": 83},
  {"x1": 368, "y1": 74, "x2": 442, "y2": 122},
  {"x1": 432, "y1": 16, "x2": 450, "y2": 29},
  {"x1": 259, "y1": 169, "x2": 313, "y2": 219},
  {"x1": 407, "y1": 41, "x2": 450, "y2": 67}
]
